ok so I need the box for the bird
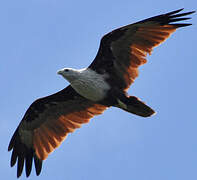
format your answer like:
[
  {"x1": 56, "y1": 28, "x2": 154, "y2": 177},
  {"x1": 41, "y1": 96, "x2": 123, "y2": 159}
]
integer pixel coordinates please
[{"x1": 8, "y1": 8, "x2": 194, "y2": 178}]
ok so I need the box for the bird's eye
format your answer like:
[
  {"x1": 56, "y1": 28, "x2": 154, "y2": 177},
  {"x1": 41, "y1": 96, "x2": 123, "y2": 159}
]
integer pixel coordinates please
[{"x1": 64, "y1": 69, "x2": 69, "y2": 72}]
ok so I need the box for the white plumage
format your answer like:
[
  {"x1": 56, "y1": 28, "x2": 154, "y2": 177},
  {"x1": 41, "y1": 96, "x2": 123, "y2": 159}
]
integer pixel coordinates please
[{"x1": 57, "y1": 68, "x2": 110, "y2": 101}]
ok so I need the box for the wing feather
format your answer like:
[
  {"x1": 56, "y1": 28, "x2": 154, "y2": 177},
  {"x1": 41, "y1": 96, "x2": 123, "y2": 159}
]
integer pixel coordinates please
[
  {"x1": 8, "y1": 86, "x2": 107, "y2": 177},
  {"x1": 89, "y1": 9, "x2": 194, "y2": 90}
]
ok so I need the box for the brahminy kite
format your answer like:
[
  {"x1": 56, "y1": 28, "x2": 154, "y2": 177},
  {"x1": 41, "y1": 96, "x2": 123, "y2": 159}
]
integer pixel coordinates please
[{"x1": 8, "y1": 9, "x2": 194, "y2": 178}]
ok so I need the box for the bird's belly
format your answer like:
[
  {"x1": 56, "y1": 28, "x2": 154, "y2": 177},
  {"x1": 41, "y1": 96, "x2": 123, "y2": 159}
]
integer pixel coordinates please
[{"x1": 71, "y1": 76, "x2": 110, "y2": 102}]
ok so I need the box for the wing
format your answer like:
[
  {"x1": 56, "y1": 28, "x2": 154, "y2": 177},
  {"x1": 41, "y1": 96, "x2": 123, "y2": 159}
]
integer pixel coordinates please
[
  {"x1": 89, "y1": 9, "x2": 195, "y2": 90},
  {"x1": 8, "y1": 86, "x2": 107, "y2": 178}
]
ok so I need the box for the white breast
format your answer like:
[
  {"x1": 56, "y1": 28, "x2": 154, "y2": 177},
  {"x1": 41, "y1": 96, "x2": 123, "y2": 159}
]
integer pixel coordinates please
[{"x1": 70, "y1": 68, "x2": 110, "y2": 101}]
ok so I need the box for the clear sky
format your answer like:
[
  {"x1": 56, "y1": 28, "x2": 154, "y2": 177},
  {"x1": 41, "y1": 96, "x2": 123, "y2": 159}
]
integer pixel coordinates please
[{"x1": 1, "y1": 0, "x2": 197, "y2": 180}]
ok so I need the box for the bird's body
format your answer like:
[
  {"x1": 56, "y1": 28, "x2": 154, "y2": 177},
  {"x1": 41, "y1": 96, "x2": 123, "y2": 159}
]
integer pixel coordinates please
[
  {"x1": 58, "y1": 68, "x2": 110, "y2": 101},
  {"x1": 58, "y1": 68, "x2": 154, "y2": 115},
  {"x1": 8, "y1": 9, "x2": 195, "y2": 178}
]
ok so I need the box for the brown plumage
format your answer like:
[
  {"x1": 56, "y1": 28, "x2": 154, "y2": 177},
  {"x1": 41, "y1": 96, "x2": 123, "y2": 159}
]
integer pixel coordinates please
[
  {"x1": 90, "y1": 9, "x2": 194, "y2": 90},
  {"x1": 8, "y1": 86, "x2": 107, "y2": 177}
]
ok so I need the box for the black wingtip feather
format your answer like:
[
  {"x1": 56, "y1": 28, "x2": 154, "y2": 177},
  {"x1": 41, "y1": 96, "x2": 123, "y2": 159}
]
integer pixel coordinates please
[
  {"x1": 169, "y1": 17, "x2": 191, "y2": 23},
  {"x1": 138, "y1": 9, "x2": 195, "y2": 27},
  {"x1": 8, "y1": 127, "x2": 43, "y2": 178},
  {"x1": 25, "y1": 152, "x2": 33, "y2": 177},
  {"x1": 34, "y1": 156, "x2": 42, "y2": 176},
  {"x1": 8, "y1": 128, "x2": 18, "y2": 151},
  {"x1": 173, "y1": 23, "x2": 193, "y2": 27},
  {"x1": 17, "y1": 156, "x2": 25, "y2": 178},
  {"x1": 170, "y1": 11, "x2": 196, "y2": 18},
  {"x1": 165, "y1": 8, "x2": 184, "y2": 16},
  {"x1": 11, "y1": 148, "x2": 17, "y2": 167}
]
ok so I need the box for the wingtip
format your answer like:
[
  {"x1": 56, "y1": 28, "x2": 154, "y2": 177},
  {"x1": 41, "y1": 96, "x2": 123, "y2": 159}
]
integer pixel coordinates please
[
  {"x1": 189, "y1": 10, "x2": 196, "y2": 14},
  {"x1": 8, "y1": 128, "x2": 18, "y2": 151},
  {"x1": 166, "y1": 8, "x2": 196, "y2": 15},
  {"x1": 169, "y1": 9, "x2": 196, "y2": 17},
  {"x1": 163, "y1": 9, "x2": 195, "y2": 27},
  {"x1": 34, "y1": 156, "x2": 43, "y2": 176},
  {"x1": 8, "y1": 144, "x2": 12, "y2": 151},
  {"x1": 165, "y1": 8, "x2": 184, "y2": 16},
  {"x1": 174, "y1": 23, "x2": 193, "y2": 28},
  {"x1": 17, "y1": 173, "x2": 21, "y2": 178}
]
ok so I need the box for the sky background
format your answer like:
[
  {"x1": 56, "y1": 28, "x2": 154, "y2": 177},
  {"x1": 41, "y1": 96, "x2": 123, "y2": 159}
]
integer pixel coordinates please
[{"x1": 1, "y1": 0, "x2": 197, "y2": 180}]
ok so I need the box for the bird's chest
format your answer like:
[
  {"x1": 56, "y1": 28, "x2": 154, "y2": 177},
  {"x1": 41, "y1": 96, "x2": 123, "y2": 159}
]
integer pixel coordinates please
[{"x1": 71, "y1": 74, "x2": 110, "y2": 102}]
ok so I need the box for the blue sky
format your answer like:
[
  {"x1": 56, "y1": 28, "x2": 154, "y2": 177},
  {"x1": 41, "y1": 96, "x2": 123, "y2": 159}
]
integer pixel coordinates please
[{"x1": 1, "y1": 0, "x2": 197, "y2": 180}]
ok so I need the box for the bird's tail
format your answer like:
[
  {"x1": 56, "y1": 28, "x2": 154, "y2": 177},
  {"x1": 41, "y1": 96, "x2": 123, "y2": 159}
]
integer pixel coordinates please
[{"x1": 116, "y1": 96, "x2": 155, "y2": 117}]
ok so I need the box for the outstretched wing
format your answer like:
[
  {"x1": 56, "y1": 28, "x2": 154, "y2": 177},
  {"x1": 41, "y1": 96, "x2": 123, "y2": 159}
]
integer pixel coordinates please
[
  {"x1": 8, "y1": 86, "x2": 107, "y2": 178},
  {"x1": 89, "y1": 9, "x2": 195, "y2": 90}
]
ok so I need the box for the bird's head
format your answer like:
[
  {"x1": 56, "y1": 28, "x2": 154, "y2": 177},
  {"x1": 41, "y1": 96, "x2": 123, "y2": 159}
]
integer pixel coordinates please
[{"x1": 57, "y1": 68, "x2": 82, "y2": 82}]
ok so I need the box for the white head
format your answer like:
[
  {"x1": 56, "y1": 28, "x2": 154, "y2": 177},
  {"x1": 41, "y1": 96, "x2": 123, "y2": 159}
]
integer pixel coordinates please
[{"x1": 57, "y1": 68, "x2": 83, "y2": 82}]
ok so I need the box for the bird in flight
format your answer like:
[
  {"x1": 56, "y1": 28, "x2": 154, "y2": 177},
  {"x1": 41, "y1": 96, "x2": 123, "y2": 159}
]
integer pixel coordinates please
[{"x1": 8, "y1": 9, "x2": 194, "y2": 178}]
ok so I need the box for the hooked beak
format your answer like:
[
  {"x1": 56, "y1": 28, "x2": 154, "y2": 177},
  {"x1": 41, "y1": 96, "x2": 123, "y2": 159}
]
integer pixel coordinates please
[{"x1": 57, "y1": 69, "x2": 64, "y2": 75}]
